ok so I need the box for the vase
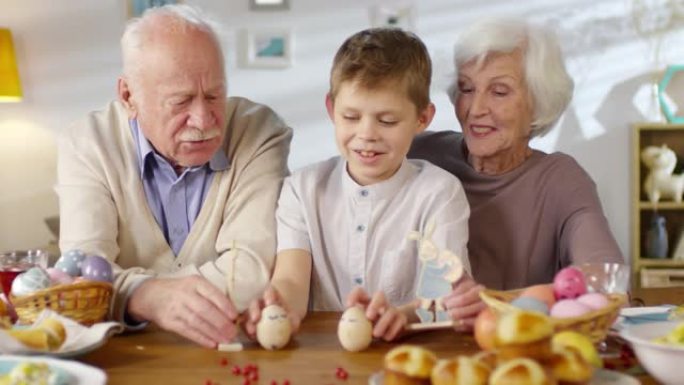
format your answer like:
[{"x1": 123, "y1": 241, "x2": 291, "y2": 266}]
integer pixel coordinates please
[{"x1": 645, "y1": 212, "x2": 668, "y2": 258}]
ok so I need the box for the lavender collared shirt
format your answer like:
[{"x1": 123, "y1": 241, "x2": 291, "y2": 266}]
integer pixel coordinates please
[{"x1": 131, "y1": 120, "x2": 229, "y2": 255}]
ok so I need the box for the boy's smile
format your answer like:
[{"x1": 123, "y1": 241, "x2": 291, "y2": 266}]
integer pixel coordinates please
[{"x1": 326, "y1": 79, "x2": 434, "y2": 186}]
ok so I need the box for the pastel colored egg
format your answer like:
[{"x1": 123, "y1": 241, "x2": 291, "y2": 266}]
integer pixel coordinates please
[
  {"x1": 46, "y1": 267, "x2": 74, "y2": 285},
  {"x1": 474, "y1": 308, "x2": 498, "y2": 351},
  {"x1": 11, "y1": 267, "x2": 51, "y2": 296},
  {"x1": 576, "y1": 293, "x2": 609, "y2": 310},
  {"x1": 54, "y1": 249, "x2": 86, "y2": 277},
  {"x1": 550, "y1": 299, "x2": 592, "y2": 318},
  {"x1": 520, "y1": 284, "x2": 556, "y2": 309},
  {"x1": 511, "y1": 296, "x2": 550, "y2": 315},
  {"x1": 553, "y1": 267, "x2": 587, "y2": 300},
  {"x1": 80, "y1": 255, "x2": 113, "y2": 283}
]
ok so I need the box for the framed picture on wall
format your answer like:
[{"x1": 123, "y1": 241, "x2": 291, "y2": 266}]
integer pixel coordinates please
[
  {"x1": 127, "y1": 0, "x2": 181, "y2": 18},
  {"x1": 240, "y1": 29, "x2": 294, "y2": 69},
  {"x1": 369, "y1": 4, "x2": 416, "y2": 31},
  {"x1": 249, "y1": 0, "x2": 290, "y2": 11}
]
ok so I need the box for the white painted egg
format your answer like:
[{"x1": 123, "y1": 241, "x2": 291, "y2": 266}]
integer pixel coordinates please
[
  {"x1": 337, "y1": 306, "x2": 373, "y2": 352},
  {"x1": 256, "y1": 305, "x2": 291, "y2": 350},
  {"x1": 11, "y1": 267, "x2": 51, "y2": 296}
]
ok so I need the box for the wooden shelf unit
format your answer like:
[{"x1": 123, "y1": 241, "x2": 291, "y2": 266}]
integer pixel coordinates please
[{"x1": 631, "y1": 123, "x2": 684, "y2": 288}]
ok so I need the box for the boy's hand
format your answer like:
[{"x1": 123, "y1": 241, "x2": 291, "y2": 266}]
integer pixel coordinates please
[
  {"x1": 442, "y1": 275, "x2": 486, "y2": 332},
  {"x1": 244, "y1": 286, "x2": 302, "y2": 339},
  {"x1": 345, "y1": 287, "x2": 408, "y2": 341}
]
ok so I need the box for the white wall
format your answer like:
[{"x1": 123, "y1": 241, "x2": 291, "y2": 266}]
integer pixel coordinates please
[{"x1": 2, "y1": 0, "x2": 684, "y2": 261}]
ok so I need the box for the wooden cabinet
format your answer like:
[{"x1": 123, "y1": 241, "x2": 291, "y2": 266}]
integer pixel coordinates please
[{"x1": 632, "y1": 123, "x2": 684, "y2": 288}]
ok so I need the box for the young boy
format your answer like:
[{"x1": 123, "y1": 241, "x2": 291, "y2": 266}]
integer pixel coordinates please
[{"x1": 246, "y1": 28, "x2": 472, "y2": 341}]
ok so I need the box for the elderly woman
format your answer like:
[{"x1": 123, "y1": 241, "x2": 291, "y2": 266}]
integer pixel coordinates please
[{"x1": 410, "y1": 18, "x2": 623, "y2": 324}]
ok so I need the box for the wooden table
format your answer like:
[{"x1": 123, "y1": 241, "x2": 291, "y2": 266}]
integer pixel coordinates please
[{"x1": 79, "y1": 309, "x2": 669, "y2": 385}]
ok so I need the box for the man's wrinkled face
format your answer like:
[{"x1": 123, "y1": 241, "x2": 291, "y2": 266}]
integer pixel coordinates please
[{"x1": 121, "y1": 27, "x2": 227, "y2": 167}]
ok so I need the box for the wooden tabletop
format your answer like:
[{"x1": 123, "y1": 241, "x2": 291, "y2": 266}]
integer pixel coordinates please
[{"x1": 78, "y1": 308, "x2": 672, "y2": 385}]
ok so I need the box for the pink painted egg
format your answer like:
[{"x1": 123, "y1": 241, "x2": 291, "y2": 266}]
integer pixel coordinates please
[
  {"x1": 46, "y1": 267, "x2": 74, "y2": 285},
  {"x1": 550, "y1": 299, "x2": 592, "y2": 318},
  {"x1": 576, "y1": 293, "x2": 609, "y2": 310},
  {"x1": 553, "y1": 267, "x2": 587, "y2": 300}
]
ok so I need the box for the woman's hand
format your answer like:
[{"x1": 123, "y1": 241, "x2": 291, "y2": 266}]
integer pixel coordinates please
[
  {"x1": 345, "y1": 287, "x2": 410, "y2": 341},
  {"x1": 244, "y1": 286, "x2": 302, "y2": 339},
  {"x1": 442, "y1": 275, "x2": 486, "y2": 332}
]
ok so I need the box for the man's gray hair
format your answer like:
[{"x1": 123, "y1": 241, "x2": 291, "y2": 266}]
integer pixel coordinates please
[
  {"x1": 447, "y1": 18, "x2": 574, "y2": 137},
  {"x1": 121, "y1": 4, "x2": 224, "y2": 79}
]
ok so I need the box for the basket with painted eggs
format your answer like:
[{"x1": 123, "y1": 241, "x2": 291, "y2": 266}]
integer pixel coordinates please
[
  {"x1": 0, "y1": 298, "x2": 11, "y2": 328},
  {"x1": 8, "y1": 250, "x2": 113, "y2": 326},
  {"x1": 479, "y1": 263, "x2": 629, "y2": 343}
]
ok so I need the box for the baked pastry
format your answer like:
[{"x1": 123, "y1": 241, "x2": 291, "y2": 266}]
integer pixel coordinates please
[
  {"x1": 430, "y1": 356, "x2": 490, "y2": 385},
  {"x1": 471, "y1": 350, "x2": 498, "y2": 371},
  {"x1": 5, "y1": 318, "x2": 66, "y2": 351},
  {"x1": 548, "y1": 345, "x2": 594, "y2": 385},
  {"x1": 489, "y1": 357, "x2": 554, "y2": 385},
  {"x1": 495, "y1": 310, "x2": 553, "y2": 362},
  {"x1": 384, "y1": 345, "x2": 437, "y2": 385}
]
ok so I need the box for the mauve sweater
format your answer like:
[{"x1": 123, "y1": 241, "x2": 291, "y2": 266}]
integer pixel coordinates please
[{"x1": 409, "y1": 131, "x2": 623, "y2": 289}]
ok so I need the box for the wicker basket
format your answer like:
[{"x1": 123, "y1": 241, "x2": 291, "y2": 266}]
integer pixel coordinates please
[
  {"x1": 0, "y1": 301, "x2": 10, "y2": 328},
  {"x1": 10, "y1": 280, "x2": 112, "y2": 326},
  {"x1": 480, "y1": 288, "x2": 627, "y2": 343}
]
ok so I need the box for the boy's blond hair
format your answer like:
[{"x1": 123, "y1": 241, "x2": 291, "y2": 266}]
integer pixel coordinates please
[{"x1": 329, "y1": 28, "x2": 432, "y2": 112}]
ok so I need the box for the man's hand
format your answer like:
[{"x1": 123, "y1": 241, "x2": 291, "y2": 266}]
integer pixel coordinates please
[
  {"x1": 127, "y1": 276, "x2": 239, "y2": 348},
  {"x1": 442, "y1": 275, "x2": 486, "y2": 331},
  {"x1": 346, "y1": 287, "x2": 411, "y2": 341},
  {"x1": 244, "y1": 286, "x2": 302, "y2": 340}
]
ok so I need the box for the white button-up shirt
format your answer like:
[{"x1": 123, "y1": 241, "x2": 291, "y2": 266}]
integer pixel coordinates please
[{"x1": 277, "y1": 157, "x2": 470, "y2": 311}]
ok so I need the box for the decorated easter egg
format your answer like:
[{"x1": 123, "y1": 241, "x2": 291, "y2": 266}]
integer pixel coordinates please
[
  {"x1": 256, "y1": 305, "x2": 291, "y2": 350},
  {"x1": 553, "y1": 267, "x2": 587, "y2": 300},
  {"x1": 54, "y1": 249, "x2": 86, "y2": 277},
  {"x1": 520, "y1": 284, "x2": 556, "y2": 309},
  {"x1": 46, "y1": 267, "x2": 74, "y2": 285},
  {"x1": 337, "y1": 306, "x2": 373, "y2": 352},
  {"x1": 550, "y1": 299, "x2": 592, "y2": 318},
  {"x1": 80, "y1": 255, "x2": 113, "y2": 283},
  {"x1": 576, "y1": 293, "x2": 609, "y2": 310},
  {"x1": 11, "y1": 267, "x2": 51, "y2": 296},
  {"x1": 511, "y1": 296, "x2": 550, "y2": 315}
]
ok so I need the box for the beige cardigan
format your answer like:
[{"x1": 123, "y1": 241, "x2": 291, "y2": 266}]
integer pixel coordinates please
[{"x1": 56, "y1": 97, "x2": 292, "y2": 320}]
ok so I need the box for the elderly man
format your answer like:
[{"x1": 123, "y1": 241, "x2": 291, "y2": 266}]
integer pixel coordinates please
[{"x1": 56, "y1": 5, "x2": 292, "y2": 348}]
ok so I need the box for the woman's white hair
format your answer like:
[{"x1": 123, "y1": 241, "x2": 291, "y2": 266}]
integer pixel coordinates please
[
  {"x1": 448, "y1": 18, "x2": 574, "y2": 137},
  {"x1": 121, "y1": 4, "x2": 224, "y2": 80}
]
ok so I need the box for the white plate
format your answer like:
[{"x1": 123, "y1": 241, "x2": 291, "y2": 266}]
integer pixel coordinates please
[
  {"x1": 0, "y1": 355, "x2": 106, "y2": 385},
  {"x1": 368, "y1": 368, "x2": 639, "y2": 385}
]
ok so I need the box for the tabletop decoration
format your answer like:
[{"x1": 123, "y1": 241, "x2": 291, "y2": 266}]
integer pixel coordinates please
[{"x1": 409, "y1": 221, "x2": 464, "y2": 326}]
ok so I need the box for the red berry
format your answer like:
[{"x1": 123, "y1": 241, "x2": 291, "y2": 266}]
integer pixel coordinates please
[
  {"x1": 270, "y1": 381, "x2": 278, "y2": 385},
  {"x1": 243, "y1": 379, "x2": 251, "y2": 385},
  {"x1": 205, "y1": 380, "x2": 212, "y2": 385},
  {"x1": 284, "y1": 380, "x2": 291, "y2": 385},
  {"x1": 219, "y1": 358, "x2": 229, "y2": 367},
  {"x1": 231, "y1": 366, "x2": 242, "y2": 375}
]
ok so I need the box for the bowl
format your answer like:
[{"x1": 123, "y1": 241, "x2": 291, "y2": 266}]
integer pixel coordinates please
[
  {"x1": 572, "y1": 262, "x2": 630, "y2": 294},
  {"x1": 619, "y1": 320, "x2": 684, "y2": 385}
]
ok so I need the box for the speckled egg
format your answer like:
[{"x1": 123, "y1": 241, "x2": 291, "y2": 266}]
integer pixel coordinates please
[
  {"x1": 46, "y1": 267, "x2": 74, "y2": 285},
  {"x1": 54, "y1": 249, "x2": 86, "y2": 277},
  {"x1": 550, "y1": 299, "x2": 592, "y2": 318},
  {"x1": 511, "y1": 296, "x2": 550, "y2": 315},
  {"x1": 553, "y1": 267, "x2": 587, "y2": 300},
  {"x1": 576, "y1": 293, "x2": 609, "y2": 310},
  {"x1": 11, "y1": 267, "x2": 51, "y2": 296},
  {"x1": 80, "y1": 255, "x2": 113, "y2": 283}
]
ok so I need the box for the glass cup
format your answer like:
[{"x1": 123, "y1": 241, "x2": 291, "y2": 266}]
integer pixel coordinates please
[
  {"x1": 0, "y1": 249, "x2": 49, "y2": 300},
  {"x1": 573, "y1": 262, "x2": 631, "y2": 294}
]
